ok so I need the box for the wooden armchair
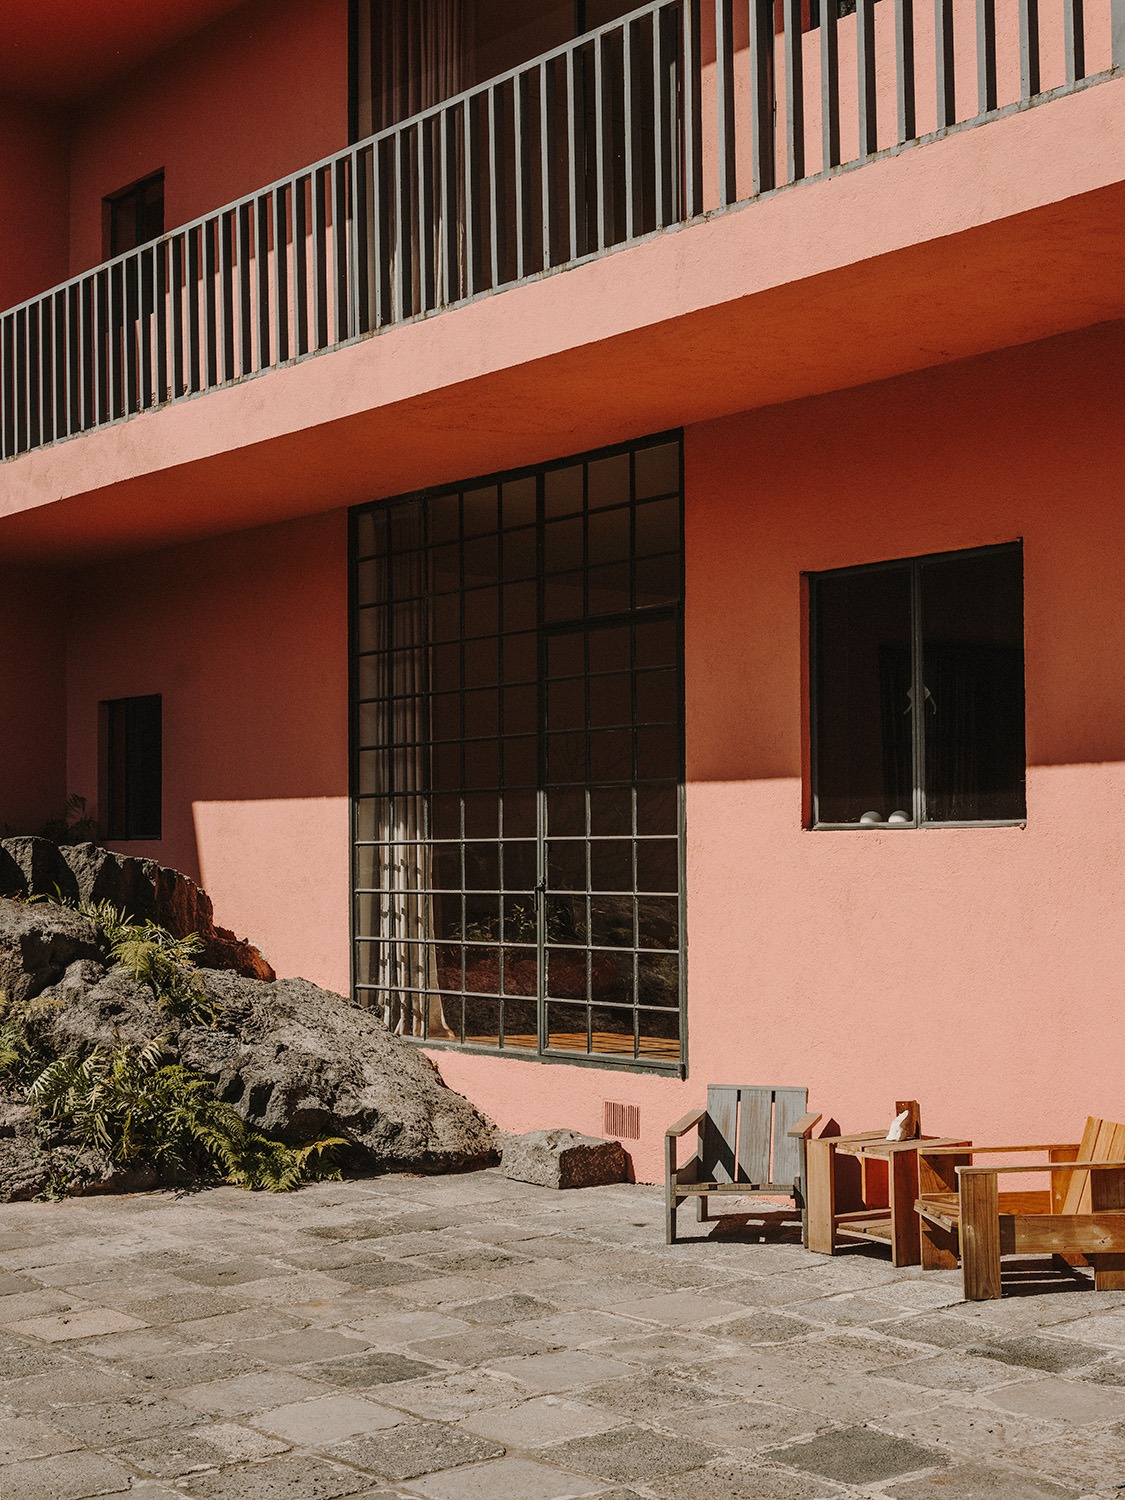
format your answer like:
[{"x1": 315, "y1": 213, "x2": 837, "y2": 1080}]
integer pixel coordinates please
[
  {"x1": 664, "y1": 1085, "x2": 821, "y2": 1244},
  {"x1": 916, "y1": 1115, "x2": 1125, "y2": 1300}
]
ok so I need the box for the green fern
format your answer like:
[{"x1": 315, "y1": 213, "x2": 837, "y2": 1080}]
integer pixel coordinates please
[
  {"x1": 28, "y1": 1040, "x2": 345, "y2": 1192},
  {"x1": 107, "y1": 921, "x2": 215, "y2": 1025}
]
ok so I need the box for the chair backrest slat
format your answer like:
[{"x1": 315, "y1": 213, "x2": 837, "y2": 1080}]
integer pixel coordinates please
[
  {"x1": 771, "y1": 1088, "x2": 810, "y2": 1186},
  {"x1": 1062, "y1": 1115, "x2": 1125, "y2": 1216},
  {"x1": 701, "y1": 1084, "x2": 809, "y2": 1189}
]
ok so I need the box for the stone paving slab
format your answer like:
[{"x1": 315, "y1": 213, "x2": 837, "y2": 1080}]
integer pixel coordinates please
[{"x1": 1, "y1": 1172, "x2": 1125, "y2": 1498}]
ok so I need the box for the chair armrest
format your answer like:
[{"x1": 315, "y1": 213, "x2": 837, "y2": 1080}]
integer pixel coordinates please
[
  {"x1": 665, "y1": 1108, "x2": 706, "y2": 1139},
  {"x1": 920, "y1": 1142, "x2": 1079, "y2": 1156},
  {"x1": 787, "y1": 1112, "x2": 823, "y2": 1139},
  {"x1": 958, "y1": 1160, "x2": 1125, "y2": 1175}
]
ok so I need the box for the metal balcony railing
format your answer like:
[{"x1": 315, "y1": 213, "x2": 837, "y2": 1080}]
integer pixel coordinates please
[{"x1": 2, "y1": 0, "x2": 1121, "y2": 461}]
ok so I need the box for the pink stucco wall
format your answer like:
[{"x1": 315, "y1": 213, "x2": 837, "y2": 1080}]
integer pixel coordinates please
[
  {"x1": 53, "y1": 320, "x2": 1125, "y2": 1182},
  {"x1": 66, "y1": 0, "x2": 347, "y2": 276},
  {"x1": 64, "y1": 512, "x2": 350, "y2": 991}
]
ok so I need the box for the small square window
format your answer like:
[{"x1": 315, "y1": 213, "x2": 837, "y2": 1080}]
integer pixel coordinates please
[
  {"x1": 810, "y1": 544, "x2": 1025, "y2": 827},
  {"x1": 103, "y1": 171, "x2": 165, "y2": 258},
  {"x1": 100, "y1": 696, "x2": 162, "y2": 840}
]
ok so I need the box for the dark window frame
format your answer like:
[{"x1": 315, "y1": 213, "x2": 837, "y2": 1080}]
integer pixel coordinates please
[
  {"x1": 99, "y1": 695, "x2": 163, "y2": 841},
  {"x1": 808, "y1": 541, "x2": 1026, "y2": 831},
  {"x1": 103, "y1": 170, "x2": 165, "y2": 258},
  {"x1": 348, "y1": 432, "x2": 687, "y2": 1078}
]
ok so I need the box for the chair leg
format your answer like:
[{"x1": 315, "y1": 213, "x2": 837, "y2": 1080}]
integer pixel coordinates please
[
  {"x1": 960, "y1": 1171, "x2": 1002, "y2": 1300},
  {"x1": 696, "y1": 1195, "x2": 709, "y2": 1224},
  {"x1": 665, "y1": 1186, "x2": 678, "y2": 1244}
]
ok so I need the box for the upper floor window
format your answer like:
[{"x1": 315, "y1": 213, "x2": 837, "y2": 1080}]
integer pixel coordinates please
[
  {"x1": 104, "y1": 171, "x2": 164, "y2": 258},
  {"x1": 100, "y1": 695, "x2": 162, "y2": 841},
  {"x1": 810, "y1": 544, "x2": 1025, "y2": 828}
]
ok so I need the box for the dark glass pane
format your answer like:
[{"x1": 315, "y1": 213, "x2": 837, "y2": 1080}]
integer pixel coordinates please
[
  {"x1": 501, "y1": 841, "x2": 537, "y2": 891},
  {"x1": 429, "y1": 493, "x2": 460, "y2": 543},
  {"x1": 356, "y1": 559, "x2": 384, "y2": 607},
  {"x1": 464, "y1": 843, "x2": 500, "y2": 890},
  {"x1": 501, "y1": 580, "x2": 536, "y2": 631},
  {"x1": 637, "y1": 896, "x2": 678, "y2": 950},
  {"x1": 463, "y1": 587, "x2": 499, "y2": 636},
  {"x1": 814, "y1": 566, "x2": 913, "y2": 824},
  {"x1": 463, "y1": 638, "x2": 500, "y2": 688},
  {"x1": 502, "y1": 527, "x2": 537, "y2": 581},
  {"x1": 463, "y1": 687, "x2": 500, "y2": 738},
  {"x1": 435, "y1": 943, "x2": 463, "y2": 989},
  {"x1": 548, "y1": 677, "x2": 585, "y2": 731},
  {"x1": 587, "y1": 453, "x2": 630, "y2": 510},
  {"x1": 463, "y1": 792, "x2": 499, "y2": 838},
  {"x1": 547, "y1": 730, "x2": 586, "y2": 784},
  {"x1": 501, "y1": 789, "x2": 537, "y2": 836},
  {"x1": 548, "y1": 787, "x2": 586, "y2": 836},
  {"x1": 587, "y1": 562, "x2": 630, "y2": 616},
  {"x1": 430, "y1": 592, "x2": 461, "y2": 642},
  {"x1": 545, "y1": 463, "x2": 583, "y2": 517},
  {"x1": 502, "y1": 631, "x2": 537, "y2": 684},
  {"x1": 638, "y1": 952, "x2": 679, "y2": 1007},
  {"x1": 635, "y1": 497, "x2": 680, "y2": 557},
  {"x1": 546, "y1": 953, "x2": 587, "y2": 1001},
  {"x1": 356, "y1": 605, "x2": 381, "y2": 652},
  {"x1": 589, "y1": 839, "x2": 633, "y2": 892},
  {"x1": 634, "y1": 441, "x2": 679, "y2": 499},
  {"x1": 637, "y1": 1008, "x2": 680, "y2": 1059},
  {"x1": 635, "y1": 552, "x2": 680, "y2": 609},
  {"x1": 591, "y1": 624, "x2": 631, "y2": 672},
  {"x1": 430, "y1": 795, "x2": 461, "y2": 840},
  {"x1": 589, "y1": 673, "x2": 632, "y2": 728},
  {"x1": 545, "y1": 517, "x2": 584, "y2": 573},
  {"x1": 636, "y1": 668, "x2": 677, "y2": 724},
  {"x1": 463, "y1": 996, "x2": 501, "y2": 1044},
  {"x1": 462, "y1": 485, "x2": 499, "y2": 536},
  {"x1": 546, "y1": 840, "x2": 586, "y2": 890},
  {"x1": 503, "y1": 476, "x2": 537, "y2": 529},
  {"x1": 636, "y1": 839, "x2": 678, "y2": 892},
  {"x1": 590, "y1": 895, "x2": 634, "y2": 947},
  {"x1": 502, "y1": 735, "x2": 537, "y2": 787},
  {"x1": 463, "y1": 532, "x2": 499, "y2": 585},
  {"x1": 548, "y1": 631, "x2": 584, "y2": 678},
  {"x1": 431, "y1": 641, "x2": 460, "y2": 692},
  {"x1": 546, "y1": 894, "x2": 586, "y2": 944},
  {"x1": 501, "y1": 995, "x2": 539, "y2": 1044},
  {"x1": 921, "y1": 548, "x2": 1025, "y2": 822},
  {"x1": 637, "y1": 722, "x2": 679, "y2": 781},
  {"x1": 431, "y1": 741, "x2": 461, "y2": 791},
  {"x1": 430, "y1": 540, "x2": 461, "y2": 592},
  {"x1": 588, "y1": 505, "x2": 631, "y2": 565},
  {"x1": 501, "y1": 947, "x2": 538, "y2": 996},
  {"x1": 502, "y1": 684, "x2": 537, "y2": 736},
  {"x1": 546, "y1": 1001, "x2": 590, "y2": 1049},
  {"x1": 635, "y1": 616, "x2": 677, "y2": 668},
  {"x1": 463, "y1": 895, "x2": 500, "y2": 940},
  {"x1": 432, "y1": 893, "x2": 463, "y2": 941},
  {"x1": 590, "y1": 955, "x2": 634, "y2": 1003},
  {"x1": 463, "y1": 739, "x2": 501, "y2": 787},
  {"x1": 502, "y1": 897, "x2": 537, "y2": 944},
  {"x1": 590, "y1": 729, "x2": 632, "y2": 782},
  {"x1": 429, "y1": 691, "x2": 461, "y2": 743},
  {"x1": 545, "y1": 571, "x2": 585, "y2": 622},
  {"x1": 590, "y1": 786, "x2": 631, "y2": 836}
]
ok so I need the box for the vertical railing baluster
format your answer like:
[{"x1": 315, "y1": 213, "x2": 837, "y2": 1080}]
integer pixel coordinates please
[
  {"x1": 977, "y1": 0, "x2": 997, "y2": 114},
  {"x1": 623, "y1": 20, "x2": 637, "y2": 238},
  {"x1": 935, "y1": 0, "x2": 956, "y2": 128},
  {"x1": 204, "y1": 220, "x2": 218, "y2": 390},
  {"x1": 750, "y1": 0, "x2": 776, "y2": 195},
  {"x1": 314, "y1": 167, "x2": 330, "y2": 348},
  {"x1": 155, "y1": 241, "x2": 168, "y2": 404},
  {"x1": 140, "y1": 248, "x2": 154, "y2": 409},
  {"x1": 716, "y1": 0, "x2": 737, "y2": 205},
  {"x1": 895, "y1": 0, "x2": 916, "y2": 143},
  {"x1": 60, "y1": 288, "x2": 71, "y2": 436},
  {"x1": 594, "y1": 35, "x2": 607, "y2": 250},
  {"x1": 1064, "y1": 0, "x2": 1085, "y2": 82},
  {"x1": 335, "y1": 157, "x2": 351, "y2": 338},
  {"x1": 419, "y1": 126, "x2": 435, "y2": 313},
  {"x1": 186, "y1": 229, "x2": 201, "y2": 394},
  {"x1": 124, "y1": 258, "x2": 138, "y2": 414},
  {"x1": 857, "y1": 0, "x2": 878, "y2": 159},
  {"x1": 37, "y1": 299, "x2": 51, "y2": 445},
  {"x1": 489, "y1": 85, "x2": 504, "y2": 285},
  {"x1": 654, "y1": 10, "x2": 674, "y2": 225},
  {"x1": 567, "y1": 46, "x2": 581, "y2": 256},
  {"x1": 784, "y1": 0, "x2": 805, "y2": 182},
  {"x1": 258, "y1": 193, "x2": 273, "y2": 368},
  {"x1": 440, "y1": 110, "x2": 458, "y2": 304},
  {"x1": 93, "y1": 272, "x2": 107, "y2": 421},
  {"x1": 218, "y1": 213, "x2": 233, "y2": 381},
  {"x1": 76, "y1": 283, "x2": 88, "y2": 430},
  {"x1": 1019, "y1": 0, "x2": 1040, "y2": 98},
  {"x1": 823, "y1": 0, "x2": 842, "y2": 168},
  {"x1": 0, "y1": 315, "x2": 10, "y2": 458},
  {"x1": 294, "y1": 176, "x2": 309, "y2": 354},
  {"x1": 275, "y1": 184, "x2": 291, "y2": 358},
  {"x1": 464, "y1": 98, "x2": 477, "y2": 296},
  {"x1": 684, "y1": 0, "x2": 702, "y2": 217},
  {"x1": 392, "y1": 130, "x2": 405, "y2": 321},
  {"x1": 238, "y1": 202, "x2": 253, "y2": 371},
  {"x1": 540, "y1": 61, "x2": 554, "y2": 270},
  {"x1": 16, "y1": 308, "x2": 27, "y2": 452},
  {"x1": 172, "y1": 235, "x2": 187, "y2": 397},
  {"x1": 514, "y1": 71, "x2": 528, "y2": 279},
  {"x1": 107, "y1": 264, "x2": 121, "y2": 418}
]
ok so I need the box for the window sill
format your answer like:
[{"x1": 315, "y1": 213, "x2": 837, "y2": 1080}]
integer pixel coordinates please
[{"x1": 809, "y1": 820, "x2": 1026, "y2": 831}]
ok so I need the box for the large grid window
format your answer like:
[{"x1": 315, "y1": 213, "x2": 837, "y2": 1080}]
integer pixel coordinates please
[
  {"x1": 351, "y1": 435, "x2": 684, "y2": 1069},
  {"x1": 810, "y1": 543, "x2": 1025, "y2": 828}
]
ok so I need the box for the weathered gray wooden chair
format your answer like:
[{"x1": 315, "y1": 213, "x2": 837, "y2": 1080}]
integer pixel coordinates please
[{"x1": 665, "y1": 1086, "x2": 821, "y2": 1244}]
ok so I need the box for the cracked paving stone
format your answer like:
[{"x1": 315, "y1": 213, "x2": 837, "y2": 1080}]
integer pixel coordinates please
[
  {"x1": 301, "y1": 1351, "x2": 441, "y2": 1388},
  {"x1": 328, "y1": 1419, "x2": 504, "y2": 1480},
  {"x1": 451, "y1": 1294, "x2": 559, "y2": 1326},
  {"x1": 118, "y1": 1421, "x2": 290, "y2": 1478},
  {"x1": 0, "y1": 1449, "x2": 141, "y2": 1499},
  {"x1": 251, "y1": 1393, "x2": 407, "y2": 1445},
  {"x1": 404, "y1": 1456, "x2": 603, "y2": 1500},
  {"x1": 717, "y1": 1309, "x2": 817, "y2": 1343},
  {"x1": 968, "y1": 1335, "x2": 1104, "y2": 1373},
  {"x1": 174, "y1": 1259, "x2": 284, "y2": 1287},
  {"x1": 330, "y1": 1260, "x2": 436, "y2": 1291},
  {"x1": 884, "y1": 1460, "x2": 1079, "y2": 1498},
  {"x1": 648, "y1": 1457, "x2": 848, "y2": 1499},
  {"x1": 771, "y1": 1424, "x2": 950, "y2": 1484},
  {"x1": 46, "y1": 1395, "x2": 202, "y2": 1443},
  {"x1": 179, "y1": 1454, "x2": 372, "y2": 1499},
  {"x1": 0, "y1": 1412, "x2": 79, "y2": 1461},
  {"x1": 539, "y1": 1423, "x2": 719, "y2": 1482}
]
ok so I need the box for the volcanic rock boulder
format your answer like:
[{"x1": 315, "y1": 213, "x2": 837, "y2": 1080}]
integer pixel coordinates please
[
  {"x1": 0, "y1": 901, "x2": 102, "y2": 1006},
  {"x1": 0, "y1": 838, "x2": 273, "y2": 981},
  {"x1": 501, "y1": 1128, "x2": 627, "y2": 1189}
]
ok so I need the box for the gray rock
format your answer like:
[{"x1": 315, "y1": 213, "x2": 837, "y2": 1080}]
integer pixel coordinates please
[
  {"x1": 0, "y1": 899, "x2": 102, "y2": 1005},
  {"x1": 501, "y1": 1128, "x2": 627, "y2": 1189},
  {"x1": 183, "y1": 971, "x2": 498, "y2": 1172},
  {"x1": 1, "y1": 837, "x2": 79, "y2": 904}
]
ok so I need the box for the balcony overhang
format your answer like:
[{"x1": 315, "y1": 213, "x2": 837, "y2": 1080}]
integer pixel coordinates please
[{"x1": 2, "y1": 75, "x2": 1123, "y2": 567}]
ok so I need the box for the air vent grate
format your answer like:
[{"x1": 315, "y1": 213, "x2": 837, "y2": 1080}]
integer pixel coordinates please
[{"x1": 603, "y1": 1101, "x2": 640, "y2": 1140}]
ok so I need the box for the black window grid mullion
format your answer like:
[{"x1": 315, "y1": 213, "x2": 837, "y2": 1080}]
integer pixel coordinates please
[{"x1": 910, "y1": 559, "x2": 926, "y2": 827}]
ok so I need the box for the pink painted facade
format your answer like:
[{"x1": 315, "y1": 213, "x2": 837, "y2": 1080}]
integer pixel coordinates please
[{"x1": 2, "y1": 0, "x2": 1123, "y2": 1180}]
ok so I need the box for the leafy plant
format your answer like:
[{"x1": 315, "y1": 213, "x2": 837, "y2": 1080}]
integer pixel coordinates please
[
  {"x1": 80, "y1": 907, "x2": 216, "y2": 1026},
  {"x1": 0, "y1": 991, "x2": 58, "y2": 1083},
  {"x1": 37, "y1": 795, "x2": 100, "y2": 847},
  {"x1": 28, "y1": 1040, "x2": 345, "y2": 1192}
]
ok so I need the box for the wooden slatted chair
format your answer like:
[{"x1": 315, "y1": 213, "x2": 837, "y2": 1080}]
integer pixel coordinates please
[
  {"x1": 664, "y1": 1086, "x2": 821, "y2": 1244},
  {"x1": 916, "y1": 1115, "x2": 1125, "y2": 1299}
]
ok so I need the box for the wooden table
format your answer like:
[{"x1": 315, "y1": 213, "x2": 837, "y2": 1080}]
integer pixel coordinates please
[{"x1": 806, "y1": 1131, "x2": 971, "y2": 1266}]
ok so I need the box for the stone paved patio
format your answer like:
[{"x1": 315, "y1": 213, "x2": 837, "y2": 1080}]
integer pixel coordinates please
[{"x1": 1, "y1": 1171, "x2": 1125, "y2": 1499}]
